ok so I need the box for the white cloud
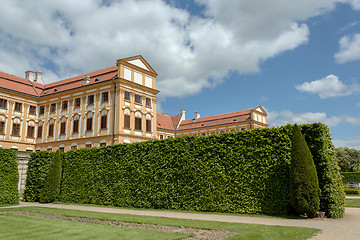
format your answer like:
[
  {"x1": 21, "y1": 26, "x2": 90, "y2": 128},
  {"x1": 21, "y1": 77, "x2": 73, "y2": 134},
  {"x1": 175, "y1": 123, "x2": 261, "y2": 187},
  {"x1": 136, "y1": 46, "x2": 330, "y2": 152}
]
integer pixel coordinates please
[
  {"x1": 333, "y1": 136, "x2": 360, "y2": 150},
  {"x1": 0, "y1": 0, "x2": 357, "y2": 98},
  {"x1": 296, "y1": 74, "x2": 360, "y2": 99},
  {"x1": 268, "y1": 109, "x2": 360, "y2": 128},
  {"x1": 335, "y1": 33, "x2": 360, "y2": 63},
  {"x1": 268, "y1": 110, "x2": 342, "y2": 127}
]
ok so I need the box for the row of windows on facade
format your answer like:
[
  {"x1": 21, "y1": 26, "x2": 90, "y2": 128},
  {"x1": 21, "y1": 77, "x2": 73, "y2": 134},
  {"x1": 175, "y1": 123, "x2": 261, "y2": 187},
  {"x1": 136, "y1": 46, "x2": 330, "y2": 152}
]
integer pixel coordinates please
[
  {"x1": 55, "y1": 142, "x2": 107, "y2": 152},
  {"x1": 124, "y1": 91, "x2": 152, "y2": 106},
  {"x1": 0, "y1": 114, "x2": 152, "y2": 138},
  {"x1": 0, "y1": 93, "x2": 109, "y2": 115},
  {"x1": 0, "y1": 91, "x2": 151, "y2": 115}
]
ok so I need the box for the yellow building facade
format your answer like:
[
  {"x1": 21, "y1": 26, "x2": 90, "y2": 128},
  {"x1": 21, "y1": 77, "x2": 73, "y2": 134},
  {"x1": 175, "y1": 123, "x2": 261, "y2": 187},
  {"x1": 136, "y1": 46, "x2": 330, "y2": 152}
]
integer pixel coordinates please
[
  {"x1": 0, "y1": 55, "x2": 158, "y2": 151},
  {"x1": 0, "y1": 55, "x2": 268, "y2": 152}
]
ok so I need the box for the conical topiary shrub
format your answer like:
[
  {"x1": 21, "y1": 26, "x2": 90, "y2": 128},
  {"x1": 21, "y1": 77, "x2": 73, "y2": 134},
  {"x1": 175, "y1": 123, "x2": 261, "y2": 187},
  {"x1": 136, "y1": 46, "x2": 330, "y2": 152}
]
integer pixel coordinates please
[
  {"x1": 39, "y1": 151, "x2": 62, "y2": 203},
  {"x1": 290, "y1": 124, "x2": 320, "y2": 218}
]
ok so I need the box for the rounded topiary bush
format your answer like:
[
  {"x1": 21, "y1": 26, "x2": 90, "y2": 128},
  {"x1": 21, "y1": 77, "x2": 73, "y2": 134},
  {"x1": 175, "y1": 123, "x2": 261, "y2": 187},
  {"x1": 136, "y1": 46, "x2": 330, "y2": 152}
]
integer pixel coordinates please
[
  {"x1": 290, "y1": 124, "x2": 320, "y2": 218},
  {"x1": 39, "y1": 150, "x2": 62, "y2": 203}
]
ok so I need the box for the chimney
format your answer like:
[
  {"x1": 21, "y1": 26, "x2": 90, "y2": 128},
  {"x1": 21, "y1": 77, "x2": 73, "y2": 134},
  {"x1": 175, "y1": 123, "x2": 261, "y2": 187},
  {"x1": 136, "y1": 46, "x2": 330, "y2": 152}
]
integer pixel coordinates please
[
  {"x1": 195, "y1": 112, "x2": 200, "y2": 120},
  {"x1": 83, "y1": 75, "x2": 90, "y2": 85},
  {"x1": 25, "y1": 71, "x2": 34, "y2": 82},
  {"x1": 179, "y1": 110, "x2": 186, "y2": 121},
  {"x1": 35, "y1": 72, "x2": 43, "y2": 83}
]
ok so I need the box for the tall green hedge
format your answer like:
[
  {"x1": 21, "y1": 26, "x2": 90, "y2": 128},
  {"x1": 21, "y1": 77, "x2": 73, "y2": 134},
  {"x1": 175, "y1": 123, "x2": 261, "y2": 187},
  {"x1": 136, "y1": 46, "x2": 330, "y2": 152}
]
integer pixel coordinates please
[
  {"x1": 300, "y1": 123, "x2": 345, "y2": 218},
  {"x1": 60, "y1": 127, "x2": 293, "y2": 215},
  {"x1": 0, "y1": 149, "x2": 19, "y2": 204},
  {"x1": 290, "y1": 124, "x2": 320, "y2": 217},
  {"x1": 23, "y1": 151, "x2": 53, "y2": 202},
  {"x1": 23, "y1": 123, "x2": 345, "y2": 217},
  {"x1": 341, "y1": 172, "x2": 360, "y2": 183},
  {"x1": 40, "y1": 151, "x2": 62, "y2": 203}
]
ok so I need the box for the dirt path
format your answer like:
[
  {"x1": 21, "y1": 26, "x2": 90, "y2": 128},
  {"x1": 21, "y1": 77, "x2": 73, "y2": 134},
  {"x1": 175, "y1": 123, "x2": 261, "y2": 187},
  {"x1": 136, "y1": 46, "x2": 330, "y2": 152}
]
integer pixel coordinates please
[{"x1": 3, "y1": 202, "x2": 360, "y2": 240}]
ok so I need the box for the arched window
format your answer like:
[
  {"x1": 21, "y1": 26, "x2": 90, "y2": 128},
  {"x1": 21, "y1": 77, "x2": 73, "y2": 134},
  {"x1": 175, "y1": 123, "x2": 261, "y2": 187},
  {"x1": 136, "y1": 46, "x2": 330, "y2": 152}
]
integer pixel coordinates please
[
  {"x1": 86, "y1": 112, "x2": 94, "y2": 131},
  {"x1": 124, "y1": 108, "x2": 131, "y2": 128},
  {"x1": 0, "y1": 114, "x2": 6, "y2": 135},
  {"x1": 134, "y1": 111, "x2": 142, "y2": 131},
  {"x1": 146, "y1": 113, "x2": 152, "y2": 132},
  {"x1": 12, "y1": 117, "x2": 22, "y2": 136},
  {"x1": 48, "y1": 119, "x2": 55, "y2": 137},
  {"x1": 72, "y1": 114, "x2": 80, "y2": 133},
  {"x1": 37, "y1": 121, "x2": 44, "y2": 138},
  {"x1": 60, "y1": 117, "x2": 67, "y2": 135},
  {"x1": 27, "y1": 120, "x2": 35, "y2": 138},
  {"x1": 100, "y1": 109, "x2": 108, "y2": 129}
]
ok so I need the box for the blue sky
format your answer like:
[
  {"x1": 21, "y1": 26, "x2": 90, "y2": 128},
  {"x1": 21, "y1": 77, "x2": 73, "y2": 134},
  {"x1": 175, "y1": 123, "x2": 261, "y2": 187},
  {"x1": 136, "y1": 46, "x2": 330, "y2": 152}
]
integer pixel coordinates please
[{"x1": 0, "y1": 0, "x2": 359, "y2": 149}]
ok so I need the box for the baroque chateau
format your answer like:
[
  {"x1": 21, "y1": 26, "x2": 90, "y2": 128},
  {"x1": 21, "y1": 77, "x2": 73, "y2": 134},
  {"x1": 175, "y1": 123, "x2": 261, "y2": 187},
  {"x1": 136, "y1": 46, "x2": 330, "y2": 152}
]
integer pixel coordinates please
[{"x1": 0, "y1": 55, "x2": 268, "y2": 152}]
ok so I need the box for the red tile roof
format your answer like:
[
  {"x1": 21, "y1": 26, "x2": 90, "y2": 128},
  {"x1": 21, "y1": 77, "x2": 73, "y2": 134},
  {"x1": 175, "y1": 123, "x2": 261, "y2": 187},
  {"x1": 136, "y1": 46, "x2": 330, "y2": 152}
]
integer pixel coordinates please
[
  {"x1": 177, "y1": 109, "x2": 252, "y2": 131},
  {"x1": 42, "y1": 66, "x2": 117, "y2": 96},
  {"x1": 0, "y1": 66, "x2": 118, "y2": 97},
  {"x1": 157, "y1": 109, "x2": 253, "y2": 132},
  {"x1": 157, "y1": 113, "x2": 182, "y2": 131},
  {"x1": 0, "y1": 71, "x2": 43, "y2": 96}
]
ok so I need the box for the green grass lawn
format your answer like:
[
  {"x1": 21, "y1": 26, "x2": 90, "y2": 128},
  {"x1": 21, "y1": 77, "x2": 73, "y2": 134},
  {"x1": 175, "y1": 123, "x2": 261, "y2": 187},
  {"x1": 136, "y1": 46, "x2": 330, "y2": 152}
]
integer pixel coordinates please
[
  {"x1": 346, "y1": 198, "x2": 360, "y2": 208},
  {"x1": 0, "y1": 213, "x2": 189, "y2": 240},
  {"x1": 0, "y1": 207, "x2": 319, "y2": 240}
]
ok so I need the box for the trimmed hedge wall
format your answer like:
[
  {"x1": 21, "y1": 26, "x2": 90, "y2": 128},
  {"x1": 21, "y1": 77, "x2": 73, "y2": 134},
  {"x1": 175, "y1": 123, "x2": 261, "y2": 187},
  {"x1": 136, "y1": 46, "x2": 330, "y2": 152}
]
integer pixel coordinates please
[
  {"x1": 300, "y1": 123, "x2": 345, "y2": 218},
  {"x1": 341, "y1": 172, "x2": 360, "y2": 183},
  {"x1": 23, "y1": 151, "x2": 53, "y2": 202},
  {"x1": 0, "y1": 149, "x2": 19, "y2": 204},
  {"x1": 23, "y1": 123, "x2": 345, "y2": 217}
]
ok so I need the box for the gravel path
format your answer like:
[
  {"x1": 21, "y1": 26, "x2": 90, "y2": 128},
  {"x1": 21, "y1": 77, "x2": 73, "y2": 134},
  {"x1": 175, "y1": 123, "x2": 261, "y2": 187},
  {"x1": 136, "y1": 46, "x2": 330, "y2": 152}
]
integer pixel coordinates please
[{"x1": 3, "y1": 202, "x2": 360, "y2": 240}]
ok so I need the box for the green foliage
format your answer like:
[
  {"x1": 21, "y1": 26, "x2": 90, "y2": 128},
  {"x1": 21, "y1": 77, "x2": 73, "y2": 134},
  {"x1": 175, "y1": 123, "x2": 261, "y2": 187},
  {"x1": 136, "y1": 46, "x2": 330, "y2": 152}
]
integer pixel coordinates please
[
  {"x1": 341, "y1": 172, "x2": 360, "y2": 183},
  {"x1": 300, "y1": 123, "x2": 345, "y2": 218},
  {"x1": 344, "y1": 188, "x2": 359, "y2": 195},
  {"x1": 0, "y1": 149, "x2": 19, "y2": 204},
  {"x1": 289, "y1": 124, "x2": 320, "y2": 218},
  {"x1": 60, "y1": 127, "x2": 293, "y2": 215},
  {"x1": 24, "y1": 123, "x2": 344, "y2": 218},
  {"x1": 336, "y1": 147, "x2": 360, "y2": 172},
  {"x1": 39, "y1": 151, "x2": 62, "y2": 203},
  {"x1": 23, "y1": 151, "x2": 53, "y2": 202}
]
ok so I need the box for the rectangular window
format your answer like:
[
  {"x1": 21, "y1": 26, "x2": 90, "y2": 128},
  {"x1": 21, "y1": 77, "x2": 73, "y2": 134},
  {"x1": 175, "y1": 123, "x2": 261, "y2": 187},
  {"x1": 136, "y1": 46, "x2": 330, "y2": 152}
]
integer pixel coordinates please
[
  {"x1": 0, "y1": 98, "x2": 7, "y2": 109},
  {"x1": 124, "y1": 115, "x2": 130, "y2": 128},
  {"x1": 100, "y1": 115, "x2": 107, "y2": 129},
  {"x1": 124, "y1": 91, "x2": 131, "y2": 101},
  {"x1": 146, "y1": 119, "x2": 151, "y2": 132},
  {"x1": 135, "y1": 94, "x2": 142, "y2": 104},
  {"x1": 86, "y1": 117, "x2": 93, "y2": 131},
  {"x1": 135, "y1": 117, "x2": 141, "y2": 130},
  {"x1": 159, "y1": 135, "x2": 164, "y2": 140},
  {"x1": 85, "y1": 144, "x2": 92, "y2": 148},
  {"x1": 0, "y1": 121, "x2": 5, "y2": 134},
  {"x1": 73, "y1": 119, "x2": 79, "y2": 133},
  {"x1": 39, "y1": 106, "x2": 45, "y2": 115},
  {"x1": 71, "y1": 145, "x2": 77, "y2": 150},
  {"x1": 101, "y1": 92, "x2": 109, "y2": 102},
  {"x1": 29, "y1": 105, "x2": 36, "y2": 115},
  {"x1": 62, "y1": 101, "x2": 68, "y2": 110},
  {"x1": 60, "y1": 122, "x2": 66, "y2": 135},
  {"x1": 145, "y1": 98, "x2": 151, "y2": 107},
  {"x1": 37, "y1": 126, "x2": 43, "y2": 138},
  {"x1": 50, "y1": 103, "x2": 56, "y2": 113},
  {"x1": 48, "y1": 124, "x2": 54, "y2": 136},
  {"x1": 59, "y1": 147, "x2": 65, "y2": 152},
  {"x1": 14, "y1": 102, "x2": 22, "y2": 112},
  {"x1": 88, "y1": 95, "x2": 94, "y2": 105},
  {"x1": 74, "y1": 98, "x2": 81, "y2": 108},
  {"x1": 12, "y1": 123, "x2": 20, "y2": 136},
  {"x1": 27, "y1": 126, "x2": 35, "y2": 138}
]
